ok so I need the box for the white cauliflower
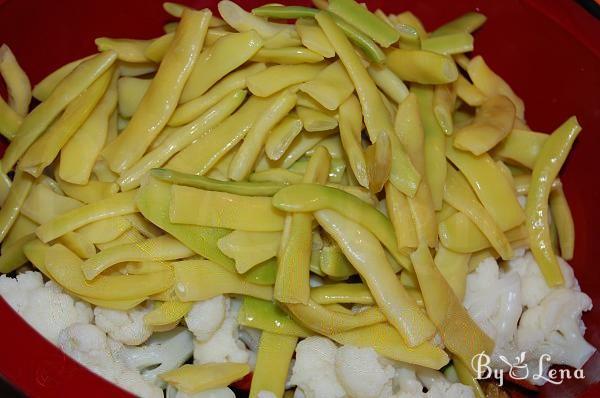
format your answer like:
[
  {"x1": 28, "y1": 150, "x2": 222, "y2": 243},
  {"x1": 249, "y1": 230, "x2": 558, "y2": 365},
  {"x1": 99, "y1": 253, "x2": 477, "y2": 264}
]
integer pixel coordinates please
[
  {"x1": 392, "y1": 365, "x2": 475, "y2": 398},
  {"x1": 166, "y1": 385, "x2": 235, "y2": 398},
  {"x1": 94, "y1": 302, "x2": 153, "y2": 345},
  {"x1": 185, "y1": 295, "x2": 227, "y2": 341},
  {"x1": 0, "y1": 271, "x2": 93, "y2": 344},
  {"x1": 58, "y1": 323, "x2": 162, "y2": 398},
  {"x1": 290, "y1": 336, "x2": 346, "y2": 398},
  {"x1": 118, "y1": 326, "x2": 194, "y2": 388},
  {"x1": 193, "y1": 296, "x2": 252, "y2": 366},
  {"x1": 335, "y1": 345, "x2": 395, "y2": 398},
  {"x1": 257, "y1": 391, "x2": 277, "y2": 398}
]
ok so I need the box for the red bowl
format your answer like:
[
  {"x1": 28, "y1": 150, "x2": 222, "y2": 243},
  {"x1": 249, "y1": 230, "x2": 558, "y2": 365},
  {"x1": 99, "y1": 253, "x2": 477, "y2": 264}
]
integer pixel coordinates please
[{"x1": 0, "y1": 0, "x2": 598, "y2": 397}]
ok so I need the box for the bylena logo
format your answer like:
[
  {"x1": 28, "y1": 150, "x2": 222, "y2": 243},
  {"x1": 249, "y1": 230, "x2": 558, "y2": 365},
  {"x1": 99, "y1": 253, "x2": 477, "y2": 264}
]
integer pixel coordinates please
[{"x1": 471, "y1": 351, "x2": 586, "y2": 386}]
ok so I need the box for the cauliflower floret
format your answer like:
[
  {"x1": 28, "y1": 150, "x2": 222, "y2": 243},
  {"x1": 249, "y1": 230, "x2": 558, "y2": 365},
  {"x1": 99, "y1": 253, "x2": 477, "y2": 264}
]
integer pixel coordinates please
[
  {"x1": 463, "y1": 257, "x2": 522, "y2": 367},
  {"x1": 335, "y1": 345, "x2": 395, "y2": 398},
  {"x1": 94, "y1": 302, "x2": 153, "y2": 345},
  {"x1": 58, "y1": 323, "x2": 162, "y2": 398},
  {"x1": 515, "y1": 288, "x2": 596, "y2": 384},
  {"x1": 185, "y1": 295, "x2": 227, "y2": 341},
  {"x1": 118, "y1": 327, "x2": 194, "y2": 388},
  {"x1": 392, "y1": 365, "x2": 475, "y2": 398},
  {"x1": 166, "y1": 385, "x2": 235, "y2": 398},
  {"x1": 257, "y1": 391, "x2": 277, "y2": 398},
  {"x1": 193, "y1": 296, "x2": 252, "y2": 365},
  {"x1": 290, "y1": 336, "x2": 346, "y2": 398},
  {"x1": 0, "y1": 272, "x2": 93, "y2": 344}
]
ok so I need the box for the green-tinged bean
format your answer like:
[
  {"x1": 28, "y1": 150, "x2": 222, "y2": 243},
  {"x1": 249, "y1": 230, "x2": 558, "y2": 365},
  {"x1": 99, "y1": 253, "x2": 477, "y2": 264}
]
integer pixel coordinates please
[
  {"x1": 137, "y1": 178, "x2": 234, "y2": 269},
  {"x1": 454, "y1": 95, "x2": 516, "y2": 156},
  {"x1": 169, "y1": 63, "x2": 265, "y2": 127},
  {"x1": 446, "y1": 141, "x2": 525, "y2": 231},
  {"x1": 391, "y1": 11, "x2": 427, "y2": 41},
  {"x1": 273, "y1": 183, "x2": 410, "y2": 269},
  {"x1": 421, "y1": 33, "x2": 474, "y2": 55},
  {"x1": 412, "y1": 84, "x2": 446, "y2": 210},
  {"x1": 330, "y1": 323, "x2": 450, "y2": 369},
  {"x1": 386, "y1": 49, "x2": 458, "y2": 84},
  {"x1": 250, "y1": 169, "x2": 304, "y2": 184},
  {"x1": 550, "y1": 186, "x2": 575, "y2": 260},
  {"x1": 410, "y1": 245, "x2": 494, "y2": 367},
  {"x1": 265, "y1": 115, "x2": 304, "y2": 161},
  {"x1": 2, "y1": 51, "x2": 116, "y2": 172},
  {"x1": 316, "y1": 209, "x2": 434, "y2": 346},
  {"x1": 144, "y1": 301, "x2": 192, "y2": 327},
  {"x1": 161, "y1": 363, "x2": 250, "y2": 394},
  {"x1": 527, "y1": 117, "x2": 581, "y2": 286},
  {"x1": 173, "y1": 259, "x2": 273, "y2": 301},
  {"x1": 300, "y1": 60, "x2": 354, "y2": 110},
  {"x1": 103, "y1": 10, "x2": 211, "y2": 172},
  {"x1": 443, "y1": 166, "x2": 513, "y2": 259},
  {"x1": 118, "y1": 89, "x2": 248, "y2": 191},
  {"x1": 242, "y1": 257, "x2": 277, "y2": 286},
  {"x1": 368, "y1": 64, "x2": 409, "y2": 104},
  {"x1": 493, "y1": 128, "x2": 548, "y2": 169},
  {"x1": 180, "y1": 30, "x2": 263, "y2": 103},
  {"x1": 0, "y1": 96, "x2": 22, "y2": 140},
  {"x1": 217, "y1": 231, "x2": 281, "y2": 274},
  {"x1": 249, "y1": 332, "x2": 297, "y2": 398},
  {"x1": 253, "y1": 5, "x2": 319, "y2": 19},
  {"x1": 36, "y1": 190, "x2": 138, "y2": 243},
  {"x1": 311, "y1": 283, "x2": 373, "y2": 305},
  {"x1": 238, "y1": 297, "x2": 312, "y2": 337},
  {"x1": 431, "y1": 12, "x2": 487, "y2": 37},
  {"x1": 0, "y1": 170, "x2": 35, "y2": 243}
]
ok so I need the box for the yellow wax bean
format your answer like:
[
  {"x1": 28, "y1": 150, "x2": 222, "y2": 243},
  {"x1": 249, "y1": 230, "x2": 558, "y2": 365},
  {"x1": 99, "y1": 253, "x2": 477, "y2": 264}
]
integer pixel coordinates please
[
  {"x1": 238, "y1": 296, "x2": 311, "y2": 337},
  {"x1": 493, "y1": 129, "x2": 548, "y2": 169},
  {"x1": 454, "y1": 74, "x2": 485, "y2": 107},
  {"x1": 550, "y1": 186, "x2": 575, "y2": 260},
  {"x1": 431, "y1": 12, "x2": 487, "y2": 36},
  {"x1": 45, "y1": 244, "x2": 173, "y2": 300},
  {"x1": 433, "y1": 84, "x2": 456, "y2": 135},
  {"x1": 330, "y1": 323, "x2": 449, "y2": 369},
  {"x1": 3, "y1": 214, "x2": 37, "y2": 248},
  {"x1": 96, "y1": 229, "x2": 145, "y2": 251},
  {"x1": 143, "y1": 32, "x2": 174, "y2": 63},
  {"x1": 92, "y1": 159, "x2": 118, "y2": 182},
  {"x1": 0, "y1": 233, "x2": 36, "y2": 273},
  {"x1": 250, "y1": 332, "x2": 297, "y2": 398},
  {"x1": 395, "y1": 94, "x2": 437, "y2": 247},
  {"x1": 137, "y1": 178, "x2": 234, "y2": 269},
  {"x1": 56, "y1": 231, "x2": 96, "y2": 259},
  {"x1": 218, "y1": 0, "x2": 293, "y2": 38},
  {"x1": 82, "y1": 235, "x2": 193, "y2": 279},
  {"x1": 296, "y1": 106, "x2": 338, "y2": 132},
  {"x1": 21, "y1": 184, "x2": 81, "y2": 224},
  {"x1": 454, "y1": 95, "x2": 516, "y2": 155},
  {"x1": 19, "y1": 67, "x2": 113, "y2": 177},
  {"x1": 76, "y1": 217, "x2": 132, "y2": 244},
  {"x1": 421, "y1": 33, "x2": 474, "y2": 55},
  {"x1": 168, "y1": 63, "x2": 265, "y2": 127},
  {"x1": 443, "y1": 166, "x2": 512, "y2": 259},
  {"x1": 513, "y1": 174, "x2": 564, "y2": 196},
  {"x1": 412, "y1": 84, "x2": 446, "y2": 210},
  {"x1": 36, "y1": 190, "x2": 138, "y2": 243},
  {"x1": 116, "y1": 76, "x2": 151, "y2": 118},
  {"x1": 527, "y1": 117, "x2": 580, "y2": 286},
  {"x1": 410, "y1": 245, "x2": 494, "y2": 366},
  {"x1": 250, "y1": 169, "x2": 303, "y2": 184},
  {"x1": 386, "y1": 183, "x2": 418, "y2": 249},
  {"x1": 60, "y1": 72, "x2": 118, "y2": 185},
  {"x1": 311, "y1": 283, "x2": 374, "y2": 305},
  {"x1": 0, "y1": 96, "x2": 22, "y2": 140},
  {"x1": 453, "y1": 53, "x2": 470, "y2": 70},
  {"x1": 173, "y1": 259, "x2": 273, "y2": 301},
  {"x1": 217, "y1": 231, "x2": 281, "y2": 274},
  {"x1": 316, "y1": 11, "x2": 419, "y2": 196},
  {"x1": 386, "y1": 49, "x2": 458, "y2": 84},
  {"x1": 0, "y1": 171, "x2": 34, "y2": 243},
  {"x1": 287, "y1": 298, "x2": 387, "y2": 335},
  {"x1": 367, "y1": 64, "x2": 409, "y2": 104},
  {"x1": 180, "y1": 30, "x2": 263, "y2": 103},
  {"x1": 276, "y1": 146, "x2": 330, "y2": 304},
  {"x1": 306, "y1": 134, "x2": 344, "y2": 158},
  {"x1": 167, "y1": 96, "x2": 273, "y2": 174},
  {"x1": 36, "y1": 175, "x2": 63, "y2": 195},
  {"x1": 118, "y1": 62, "x2": 156, "y2": 77},
  {"x1": 263, "y1": 29, "x2": 303, "y2": 49},
  {"x1": 296, "y1": 18, "x2": 335, "y2": 58},
  {"x1": 452, "y1": 357, "x2": 486, "y2": 398},
  {"x1": 300, "y1": 61, "x2": 354, "y2": 111},
  {"x1": 31, "y1": 55, "x2": 91, "y2": 101},
  {"x1": 55, "y1": 176, "x2": 118, "y2": 204},
  {"x1": 170, "y1": 185, "x2": 285, "y2": 232},
  {"x1": 144, "y1": 301, "x2": 192, "y2": 327},
  {"x1": 229, "y1": 91, "x2": 297, "y2": 181},
  {"x1": 161, "y1": 363, "x2": 250, "y2": 394},
  {"x1": 247, "y1": 64, "x2": 324, "y2": 97},
  {"x1": 2, "y1": 52, "x2": 116, "y2": 171},
  {"x1": 468, "y1": 55, "x2": 525, "y2": 119},
  {"x1": 446, "y1": 142, "x2": 525, "y2": 231},
  {"x1": 118, "y1": 89, "x2": 247, "y2": 191},
  {"x1": 251, "y1": 47, "x2": 324, "y2": 64},
  {"x1": 125, "y1": 213, "x2": 163, "y2": 238},
  {"x1": 339, "y1": 95, "x2": 368, "y2": 188},
  {"x1": 391, "y1": 11, "x2": 427, "y2": 41},
  {"x1": 434, "y1": 245, "x2": 469, "y2": 300},
  {"x1": 163, "y1": 2, "x2": 225, "y2": 27},
  {"x1": 103, "y1": 10, "x2": 211, "y2": 173},
  {"x1": 319, "y1": 237, "x2": 357, "y2": 279},
  {"x1": 316, "y1": 209, "x2": 435, "y2": 346},
  {"x1": 95, "y1": 38, "x2": 150, "y2": 63},
  {"x1": 265, "y1": 114, "x2": 304, "y2": 161},
  {"x1": 265, "y1": 130, "x2": 336, "y2": 171},
  {"x1": 0, "y1": 167, "x2": 11, "y2": 205},
  {"x1": 0, "y1": 45, "x2": 30, "y2": 116}
]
